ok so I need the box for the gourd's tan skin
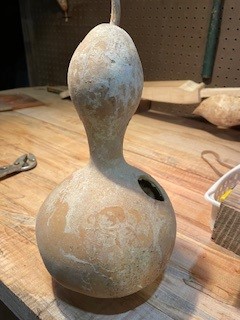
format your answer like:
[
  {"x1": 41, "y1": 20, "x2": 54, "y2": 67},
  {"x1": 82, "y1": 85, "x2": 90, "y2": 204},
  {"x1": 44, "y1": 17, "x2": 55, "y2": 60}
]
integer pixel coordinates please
[
  {"x1": 193, "y1": 94, "x2": 240, "y2": 128},
  {"x1": 36, "y1": 0, "x2": 176, "y2": 298}
]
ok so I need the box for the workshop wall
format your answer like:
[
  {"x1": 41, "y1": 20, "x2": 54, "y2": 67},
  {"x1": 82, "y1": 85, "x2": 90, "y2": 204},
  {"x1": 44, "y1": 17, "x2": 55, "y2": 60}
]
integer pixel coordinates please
[
  {"x1": 19, "y1": 0, "x2": 240, "y2": 89},
  {"x1": 0, "y1": 1, "x2": 29, "y2": 90}
]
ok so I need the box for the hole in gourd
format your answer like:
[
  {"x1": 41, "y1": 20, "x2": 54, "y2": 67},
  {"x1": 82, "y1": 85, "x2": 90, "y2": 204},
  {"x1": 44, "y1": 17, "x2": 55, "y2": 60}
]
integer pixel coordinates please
[{"x1": 138, "y1": 178, "x2": 164, "y2": 201}]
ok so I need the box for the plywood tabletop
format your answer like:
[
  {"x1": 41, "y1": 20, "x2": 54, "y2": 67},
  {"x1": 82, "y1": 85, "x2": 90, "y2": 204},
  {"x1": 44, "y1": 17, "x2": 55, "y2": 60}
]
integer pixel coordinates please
[{"x1": 0, "y1": 87, "x2": 239, "y2": 320}]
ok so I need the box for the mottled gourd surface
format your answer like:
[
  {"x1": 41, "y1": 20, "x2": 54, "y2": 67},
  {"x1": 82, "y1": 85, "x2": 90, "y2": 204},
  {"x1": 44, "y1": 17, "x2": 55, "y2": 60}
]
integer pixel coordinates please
[
  {"x1": 68, "y1": 24, "x2": 144, "y2": 145},
  {"x1": 36, "y1": 18, "x2": 176, "y2": 299}
]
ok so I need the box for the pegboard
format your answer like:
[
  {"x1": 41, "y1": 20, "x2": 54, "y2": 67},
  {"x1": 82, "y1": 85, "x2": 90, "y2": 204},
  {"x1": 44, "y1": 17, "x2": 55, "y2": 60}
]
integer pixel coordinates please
[{"x1": 19, "y1": 0, "x2": 240, "y2": 89}]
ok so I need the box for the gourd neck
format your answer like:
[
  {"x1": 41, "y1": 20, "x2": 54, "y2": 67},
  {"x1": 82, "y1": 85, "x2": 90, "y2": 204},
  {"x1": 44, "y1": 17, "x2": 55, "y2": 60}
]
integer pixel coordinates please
[{"x1": 85, "y1": 125, "x2": 126, "y2": 168}]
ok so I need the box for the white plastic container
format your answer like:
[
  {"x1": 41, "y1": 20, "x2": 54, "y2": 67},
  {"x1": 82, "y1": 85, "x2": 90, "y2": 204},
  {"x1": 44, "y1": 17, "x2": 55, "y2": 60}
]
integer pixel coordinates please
[{"x1": 204, "y1": 164, "x2": 240, "y2": 229}]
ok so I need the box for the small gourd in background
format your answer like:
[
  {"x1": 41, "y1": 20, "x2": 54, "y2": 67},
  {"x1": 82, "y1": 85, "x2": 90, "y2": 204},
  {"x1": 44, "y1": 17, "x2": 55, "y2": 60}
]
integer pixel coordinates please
[
  {"x1": 193, "y1": 94, "x2": 240, "y2": 128},
  {"x1": 36, "y1": 0, "x2": 176, "y2": 298}
]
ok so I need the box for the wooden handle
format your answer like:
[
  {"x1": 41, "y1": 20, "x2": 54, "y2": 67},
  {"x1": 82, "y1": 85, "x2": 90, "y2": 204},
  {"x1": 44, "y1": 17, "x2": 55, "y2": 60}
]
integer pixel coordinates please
[
  {"x1": 202, "y1": 0, "x2": 224, "y2": 79},
  {"x1": 142, "y1": 80, "x2": 205, "y2": 104},
  {"x1": 201, "y1": 87, "x2": 240, "y2": 98},
  {"x1": 142, "y1": 80, "x2": 240, "y2": 104}
]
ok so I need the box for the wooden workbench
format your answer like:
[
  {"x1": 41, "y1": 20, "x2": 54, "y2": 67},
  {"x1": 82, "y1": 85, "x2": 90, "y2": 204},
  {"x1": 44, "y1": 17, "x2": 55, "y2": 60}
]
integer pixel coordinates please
[{"x1": 0, "y1": 87, "x2": 239, "y2": 319}]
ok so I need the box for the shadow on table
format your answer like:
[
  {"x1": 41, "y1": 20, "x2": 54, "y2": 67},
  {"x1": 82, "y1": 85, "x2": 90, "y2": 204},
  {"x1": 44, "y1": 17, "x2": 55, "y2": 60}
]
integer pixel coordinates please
[
  {"x1": 52, "y1": 275, "x2": 162, "y2": 316},
  {"x1": 140, "y1": 110, "x2": 240, "y2": 142}
]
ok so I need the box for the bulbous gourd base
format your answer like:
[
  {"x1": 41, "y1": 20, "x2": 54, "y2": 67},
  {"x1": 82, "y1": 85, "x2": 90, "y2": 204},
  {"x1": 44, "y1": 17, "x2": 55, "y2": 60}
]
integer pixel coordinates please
[{"x1": 36, "y1": 161, "x2": 176, "y2": 298}]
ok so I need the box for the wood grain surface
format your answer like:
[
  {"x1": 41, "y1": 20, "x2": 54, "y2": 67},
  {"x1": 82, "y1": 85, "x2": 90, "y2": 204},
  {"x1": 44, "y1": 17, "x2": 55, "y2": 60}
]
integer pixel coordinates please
[{"x1": 0, "y1": 87, "x2": 239, "y2": 319}]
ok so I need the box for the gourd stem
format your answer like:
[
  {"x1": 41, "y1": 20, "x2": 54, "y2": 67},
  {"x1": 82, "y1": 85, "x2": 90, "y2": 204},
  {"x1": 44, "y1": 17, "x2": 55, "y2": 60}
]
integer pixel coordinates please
[{"x1": 110, "y1": 0, "x2": 121, "y2": 26}]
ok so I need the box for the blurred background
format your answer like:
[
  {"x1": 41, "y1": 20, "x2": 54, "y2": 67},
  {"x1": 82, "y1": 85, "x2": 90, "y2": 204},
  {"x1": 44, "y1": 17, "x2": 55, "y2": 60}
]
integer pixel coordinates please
[{"x1": 1, "y1": 0, "x2": 240, "y2": 91}]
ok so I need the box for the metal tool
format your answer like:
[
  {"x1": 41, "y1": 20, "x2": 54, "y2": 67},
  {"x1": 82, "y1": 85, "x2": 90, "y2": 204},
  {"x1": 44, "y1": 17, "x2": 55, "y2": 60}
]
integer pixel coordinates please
[{"x1": 0, "y1": 154, "x2": 37, "y2": 179}]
